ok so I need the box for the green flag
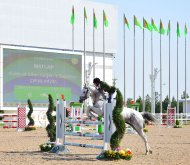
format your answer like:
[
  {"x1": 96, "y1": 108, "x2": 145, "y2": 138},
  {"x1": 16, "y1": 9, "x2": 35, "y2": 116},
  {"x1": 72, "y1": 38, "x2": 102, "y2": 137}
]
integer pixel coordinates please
[
  {"x1": 84, "y1": 7, "x2": 87, "y2": 22},
  {"x1": 151, "y1": 18, "x2": 158, "y2": 32},
  {"x1": 159, "y1": 20, "x2": 165, "y2": 35},
  {"x1": 93, "y1": 11, "x2": 97, "y2": 29},
  {"x1": 167, "y1": 20, "x2": 170, "y2": 35},
  {"x1": 143, "y1": 18, "x2": 152, "y2": 32},
  {"x1": 134, "y1": 15, "x2": 142, "y2": 29},
  {"x1": 70, "y1": 6, "x2": 75, "y2": 25},
  {"x1": 124, "y1": 15, "x2": 130, "y2": 29},
  {"x1": 177, "y1": 22, "x2": 180, "y2": 37},
  {"x1": 184, "y1": 24, "x2": 187, "y2": 37},
  {"x1": 103, "y1": 10, "x2": 108, "y2": 27}
]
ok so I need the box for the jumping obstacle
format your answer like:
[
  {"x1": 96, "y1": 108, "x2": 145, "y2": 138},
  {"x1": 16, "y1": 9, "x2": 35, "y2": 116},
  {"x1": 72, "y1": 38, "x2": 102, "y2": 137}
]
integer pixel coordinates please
[
  {"x1": 51, "y1": 100, "x2": 115, "y2": 154},
  {"x1": 66, "y1": 102, "x2": 102, "y2": 136},
  {"x1": 0, "y1": 106, "x2": 26, "y2": 131},
  {"x1": 167, "y1": 107, "x2": 176, "y2": 127},
  {"x1": 69, "y1": 102, "x2": 83, "y2": 132},
  {"x1": 1, "y1": 114, "x2": 17, "y2": 128}
]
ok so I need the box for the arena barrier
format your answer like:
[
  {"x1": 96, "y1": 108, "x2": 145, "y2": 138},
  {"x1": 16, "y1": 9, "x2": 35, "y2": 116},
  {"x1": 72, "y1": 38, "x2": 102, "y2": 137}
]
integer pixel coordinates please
[
  {"x1": 0, "y1": 106, "x2": 26, "y2": 131},
  {"x1": 51, "y1": 100, "x2": 115, "y2": 154}
]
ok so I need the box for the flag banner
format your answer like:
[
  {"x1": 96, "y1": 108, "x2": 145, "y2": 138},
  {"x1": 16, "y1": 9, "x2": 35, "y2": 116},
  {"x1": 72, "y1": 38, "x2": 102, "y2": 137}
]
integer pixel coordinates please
[
  {"x1": 143, "y1": 18, "x2": 152, "y2": 32},
  {"x1": 177, "y1": 22, "x2": 180, "y2": 37},
  {"x1": 184, "y1": 24, "x2": 188, "y2": 37},
  {"x1": 124, "y1": 15, "x2": 130, "y2": 29},
  {"x1": 159, "y1": 20, "x2": 165, "y2": 35},
  {"x1": 151, "y1": 18, "x2": 158, "y2": 32},
  {"x1": 84, "y1": 7, "x2": 87, "y2": 22},
  {"x1": 70, "y1": 6, "x2": 75, "y2": 25},
  {"x1": 134, "y1": 15, "x2": 142, "y2": 29},
  {"x1": 93, "y1": 11, "x2": 97, "y2": 29},
  {"x1": 167, "y1": 20, "x2": 170, "y2": 35},
  {"x1": 103, "y1": 10, "x2": 108, "y2": 27}
]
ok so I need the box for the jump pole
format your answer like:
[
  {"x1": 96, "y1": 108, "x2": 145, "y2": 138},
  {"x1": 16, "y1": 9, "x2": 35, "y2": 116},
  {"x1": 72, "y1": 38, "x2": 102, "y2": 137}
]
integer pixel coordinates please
[{"x1": 51, "y1": 100, "x2": 114, "y2": 154}]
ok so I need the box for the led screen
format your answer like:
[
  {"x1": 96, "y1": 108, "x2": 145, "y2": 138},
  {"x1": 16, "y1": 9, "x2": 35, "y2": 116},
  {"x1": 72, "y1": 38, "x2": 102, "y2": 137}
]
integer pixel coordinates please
[{"x1": 3, "y1": 48, "x2": 82, "y2": 107}]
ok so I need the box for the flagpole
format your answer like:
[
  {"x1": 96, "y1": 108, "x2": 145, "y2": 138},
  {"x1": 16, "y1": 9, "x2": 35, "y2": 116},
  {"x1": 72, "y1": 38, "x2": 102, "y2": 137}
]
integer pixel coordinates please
[
  {"x1": 84, "y1": 7, "x2": 86, "y2": 84},
  {"x1": 123, "y1": 14, "x2": 126, "y2": 105},
  {"x1": 177, "y1": 22, "x2": 179, "y2": 114},
  {"x1": 133, "y1": 16, "x2": 136, "y2": 101},
  {"x1": 160, "y1": 20, "x2": 162, "y2": 116},
  {"x1": 185, "y1": 27, "x2": 187, "y2": 119},
  {"x1": 103, "y1": 10, "x2": 105, "y2": 81},
  {"x1": 143, "y1": 18, "x2": 145, "y2": 112},
  {"x1": 93, "y1": 9, "x2": 95, "y2": 79},
  {"x1": 151, "y1": 28, "x2": 154, "y2": 114},
  {"x1": 72, "y1": 17, "x2": 74, "y2": 51},
  {"x1": 168, "y1": 21, "x2": 171, "y2": 106}
]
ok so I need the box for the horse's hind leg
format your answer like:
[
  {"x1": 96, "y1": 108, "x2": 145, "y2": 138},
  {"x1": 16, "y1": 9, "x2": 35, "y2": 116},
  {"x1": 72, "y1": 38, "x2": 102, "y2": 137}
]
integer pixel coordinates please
[
  {"x1": 128, "y1": 114, "x2": 152, "y2": 155},
  {"x1": 137, "y1": 129, "x2": 152, "y2": 155}
]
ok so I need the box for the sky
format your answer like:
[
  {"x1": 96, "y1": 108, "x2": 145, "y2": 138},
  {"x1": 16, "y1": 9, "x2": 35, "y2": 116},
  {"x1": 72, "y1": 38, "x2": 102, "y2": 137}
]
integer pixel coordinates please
[{"x1": 91, "y1": 0, "x2": 190, "y2": 101}]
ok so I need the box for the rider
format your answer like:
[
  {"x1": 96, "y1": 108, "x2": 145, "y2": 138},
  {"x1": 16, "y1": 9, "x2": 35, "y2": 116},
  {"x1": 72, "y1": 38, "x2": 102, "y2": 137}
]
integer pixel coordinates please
[
  {"x1": 93, "y1": 78, "x2": 102, "y2": 92},
  {"x1": 86, "y1": 78, "x2": 107, "y2": 118}
]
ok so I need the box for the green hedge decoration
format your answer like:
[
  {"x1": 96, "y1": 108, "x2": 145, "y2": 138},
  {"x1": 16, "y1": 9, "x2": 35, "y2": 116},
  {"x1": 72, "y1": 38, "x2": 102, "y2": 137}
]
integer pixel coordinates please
[{"x1": 100, "y1": 81, "x2": 126, "y2": 150}]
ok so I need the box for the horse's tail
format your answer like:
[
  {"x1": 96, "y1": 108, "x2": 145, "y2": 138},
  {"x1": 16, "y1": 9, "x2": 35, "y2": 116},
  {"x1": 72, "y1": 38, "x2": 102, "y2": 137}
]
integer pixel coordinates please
[{"x1": 141, "y1": 112, "x2": 158, "y2": 125}]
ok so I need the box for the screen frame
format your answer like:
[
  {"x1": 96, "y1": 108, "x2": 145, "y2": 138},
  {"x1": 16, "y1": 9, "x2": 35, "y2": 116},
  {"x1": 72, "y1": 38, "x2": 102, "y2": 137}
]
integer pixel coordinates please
[{"x1": 0, "y1": 45, "x2": 83, "y2": 111}]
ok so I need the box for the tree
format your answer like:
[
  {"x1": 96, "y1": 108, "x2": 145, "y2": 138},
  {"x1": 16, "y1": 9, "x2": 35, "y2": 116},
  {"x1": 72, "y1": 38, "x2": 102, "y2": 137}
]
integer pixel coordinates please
[
  {"x1": 181, "y1": 91, "x2": 189, "y2": 99},
  {"x1": 136, "y1": 96, "x2": 143, "y2": 112},
  {"x1": 162, "y1": 95, "x2": 169, "y2": 113},
  {"x1": 155, "y1": 92, "x2": 160, "y2": 113},
  {"x1": 171, "y1": 97, "x2": 177, "y2": 108},
  {"x1": 145, "y1": 94, "x2": 151, "y2": 112},
  {"x1": 179, "y1": 102, "x2": 183, "y2": 113}
]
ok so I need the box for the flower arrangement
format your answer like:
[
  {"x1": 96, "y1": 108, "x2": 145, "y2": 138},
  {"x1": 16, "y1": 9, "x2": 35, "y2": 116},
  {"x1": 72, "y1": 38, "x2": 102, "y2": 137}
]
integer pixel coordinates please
[
  {"x1": 39, "y1": 143, "x2": 54, "y2": 152},
  {"x1": 103, "y1": 148, "x2": 132, "y2": 160}
]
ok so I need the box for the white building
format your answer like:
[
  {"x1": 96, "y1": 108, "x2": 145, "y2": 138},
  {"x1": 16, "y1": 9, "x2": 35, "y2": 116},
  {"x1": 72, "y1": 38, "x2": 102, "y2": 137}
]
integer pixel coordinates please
[
  {"x1": 0, "y1": 0, "x2": 117, "y2": 125},
  {"x1": 179, "y1": 99, "x2": 190, "y2": 114}
]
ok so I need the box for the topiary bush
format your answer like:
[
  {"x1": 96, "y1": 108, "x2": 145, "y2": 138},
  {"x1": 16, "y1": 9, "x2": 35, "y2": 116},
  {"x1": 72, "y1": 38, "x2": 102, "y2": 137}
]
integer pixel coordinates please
[
  {"x1": 46, "y1": 94, "x2": 56, "y2": 142},
  {"x1": 27, "y1": 99, "x2": 35, "y2": 126},
  {"x1": 99, "y1": 81, "x2": 126, "y2": 150},
  {"x1": 176, "y1": 119, "x2": 180, "y2": 126},
  {"x1": 96, "y1": 81, "x2": 132, "y2": 160},
  {"x1": 110, "y1": 89, "x2": 126, "y2": 150},
  {"x1": 25, "y1": 99, "x2": 36, "y2": 131},
  {"x1": 174, "y1": 119, "x2": 182, "y2": 128}
]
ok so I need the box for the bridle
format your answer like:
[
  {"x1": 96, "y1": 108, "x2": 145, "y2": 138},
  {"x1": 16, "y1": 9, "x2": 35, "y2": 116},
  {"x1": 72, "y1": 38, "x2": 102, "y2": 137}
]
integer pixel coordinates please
[{"x1": 79, "y1": 85, "x2": 90, "y2": 103}]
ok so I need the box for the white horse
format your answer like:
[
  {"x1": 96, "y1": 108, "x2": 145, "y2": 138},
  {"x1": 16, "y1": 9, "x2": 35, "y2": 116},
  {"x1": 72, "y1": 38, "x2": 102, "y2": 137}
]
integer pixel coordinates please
[
  {"x1": 79, "y1": 85, "x2": 158, "y2": 155},
  {"x1": 79, "y1": 84, "x2": 107, "y2": 118}
]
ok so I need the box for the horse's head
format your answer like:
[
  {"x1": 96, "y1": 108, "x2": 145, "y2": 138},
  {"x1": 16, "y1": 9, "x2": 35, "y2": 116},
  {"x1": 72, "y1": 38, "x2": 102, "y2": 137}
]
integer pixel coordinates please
[{"x1": 79, "y1": 84, "x2": 91, "y2": 103}]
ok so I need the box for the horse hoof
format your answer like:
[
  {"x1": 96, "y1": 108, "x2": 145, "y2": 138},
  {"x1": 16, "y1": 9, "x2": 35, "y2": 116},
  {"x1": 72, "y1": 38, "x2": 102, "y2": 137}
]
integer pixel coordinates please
[{"x1": 145, "y1": 150, "x2": 152, "y2": 155}]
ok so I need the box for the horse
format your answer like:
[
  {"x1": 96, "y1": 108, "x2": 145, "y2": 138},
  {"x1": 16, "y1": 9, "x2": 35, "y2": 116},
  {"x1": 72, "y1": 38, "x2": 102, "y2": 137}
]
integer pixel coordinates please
[
  {"x1": 79, "y1": 84, "x2": 107, "y2": 118},
  {"x1": 79, "y1": 85, "x2": 158, "y2": 155}
]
